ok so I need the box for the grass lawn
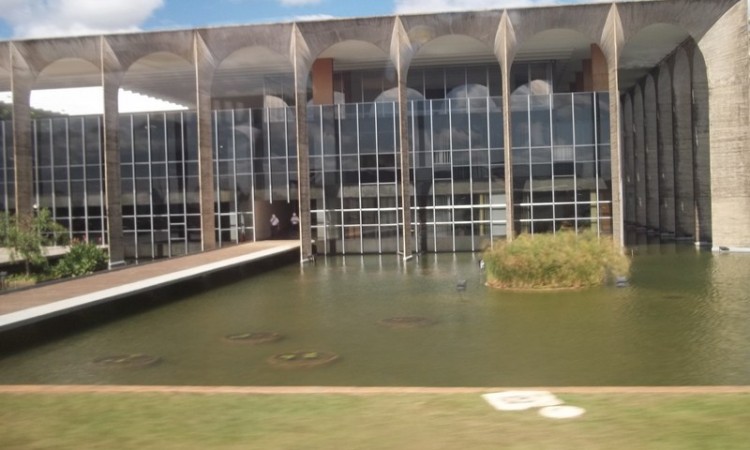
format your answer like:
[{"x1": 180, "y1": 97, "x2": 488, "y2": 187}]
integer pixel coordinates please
[{"x1": 1, "y1": 391, "x2": 750, "y2": 449}]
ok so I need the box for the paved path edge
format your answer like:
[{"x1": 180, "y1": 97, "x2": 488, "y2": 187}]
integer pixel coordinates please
[{"x1": 1, "y1": 385, "x2": 750, "y2": 395}]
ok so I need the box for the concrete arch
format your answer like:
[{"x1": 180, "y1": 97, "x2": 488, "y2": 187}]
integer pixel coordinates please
[
  {"x1": 312, "y1": 39, "x2": 394, "y2": 104},
  {"x1": 105, "y1": 31, "x2": 195, "y2": 74},
  {"x1": 296, "y1": 17, "x2": 394, "y2": 73},
  {"x1": 618, "y1": 18, "x2": 714, "y2": 243},
  {"x1": 507, "y1": 3, "x2": 613, "y2": 65},
  {"x1": 31, "y1": 58, "x2": 102, "y2": 115},
  {"x1": 406, "y1": 33, "x2": 499, "y2": 84},
  {"x1": 211, "y1": 45, "x2": 294, "y2": 108},
  {"x1": 119, "y1": 51, "x2": 196, "y2": 111},
  {"x1": 616, "y1": 0, "x2": 739, "y2": 46},
  {"x1": 618, "y1": 23, "x2": 690, "y2": 92},
  {"x1": 643, "y1": 74, "x2": 659, "y2": 232},
  {"x1": 656, "y1": 62, "x2": 675, "y2": 237},
  {"x1": 199, "y1": 24, "x2": 294, "y2": 67},
  {"x1": 695, "y1": 0, "x2": 747, "y2": 249},
  {"x1": 398, "y1": 11, "x2": 501, "y2": 72},
  {"x1": 671, "y1": 46, "x2": 695, "y2": 240},
  {"x1": 513, "y1": 28, "x2": 608, "y2": 94},
  {"x1": 9, "y1": 37, "x2": 100, "y2": 81}
]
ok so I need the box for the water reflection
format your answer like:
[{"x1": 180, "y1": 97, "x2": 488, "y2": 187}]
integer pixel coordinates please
[{"x1": 0, "y1": 246, "x2": 749, "y2": 386}]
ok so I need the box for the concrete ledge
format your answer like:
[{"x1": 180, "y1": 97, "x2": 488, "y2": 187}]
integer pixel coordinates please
[
  {"x1": 0, "y1": 243, "x2": 299, "y2": 332},
  {"x1": 713, "y1": 246, "x2": 750, "y2": 253}
]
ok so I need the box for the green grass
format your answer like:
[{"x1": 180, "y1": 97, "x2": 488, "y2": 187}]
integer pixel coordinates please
[
  {"x1": 1, "y1": 392, "x2": 750, "y2": 449},
  {"x1": 483, "y1": 230, "x2": 631, "y2": 289}
]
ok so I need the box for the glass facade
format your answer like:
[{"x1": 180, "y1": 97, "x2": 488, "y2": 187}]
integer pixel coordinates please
[
  {"x1": 213, "y1": 106, "x2": 297, "y2": 247},
  {"x1": 0, "y1": 120, "x2": 14, "y2": 214},
  {"x1": 119, "y1": 111, "x2": 200, "y2": 260},
  {"x1": 0, "y1": 61, "x2": 611, "y2": 261},
  {"x1": 409, "y1": 97, "x2": 506, "y2": 252},
  {"x1": 511, "y1": 92, "x2": 612, "y2": 234},
  {"x1": 32, "y1": 116, "x2": 106, "y2": 243},
  {"x1": 309, "y1": 102, "x2": 401, "y2": 255}
]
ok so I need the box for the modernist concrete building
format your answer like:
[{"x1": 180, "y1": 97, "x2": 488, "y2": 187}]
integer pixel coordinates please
[{"x1": 0, "y1": 0, "x2": 747, "y2": 266}]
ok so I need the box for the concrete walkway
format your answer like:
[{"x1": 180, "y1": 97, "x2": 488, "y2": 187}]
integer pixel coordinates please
[{"x1": 0, "y1": 240, "x2": 300, "y2": 331}]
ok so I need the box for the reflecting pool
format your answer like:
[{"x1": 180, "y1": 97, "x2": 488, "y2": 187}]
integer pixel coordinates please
[{"x1": 1, "y1": 244, "x2": 750, "y2": 386}]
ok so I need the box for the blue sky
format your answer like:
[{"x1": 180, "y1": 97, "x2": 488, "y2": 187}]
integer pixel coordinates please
[{"x1": 0, "y1": 0, "x2": 619, "y2": 40}]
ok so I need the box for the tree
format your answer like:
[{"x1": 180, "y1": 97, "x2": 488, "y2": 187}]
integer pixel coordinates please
[{"x1": 0, "y1": 209, "x2": 69, "y2": 275}]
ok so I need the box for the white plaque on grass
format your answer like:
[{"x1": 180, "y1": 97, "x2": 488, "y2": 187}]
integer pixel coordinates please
[
  {"x1": 482, "y1": 391, "x2": 563, "y2": 411},
  {"x1": 539, "y1": 405, "x2": 586, "y2": 419}
]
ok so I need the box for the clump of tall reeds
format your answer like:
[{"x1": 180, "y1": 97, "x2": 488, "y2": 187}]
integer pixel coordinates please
[{"x1": 483, "y1": 230, "x2": 630, "y2": 290}]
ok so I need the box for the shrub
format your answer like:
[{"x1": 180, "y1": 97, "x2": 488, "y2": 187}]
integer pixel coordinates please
[
  {"x1": 52, "y1": 241, "x2": 107, "y2": 279},
  {"x1": 483, "y1": 230, "x2": 630, "y2": 290},
  {"x1": 0, "y1": 209, "x2": 68, "y2": 275}
]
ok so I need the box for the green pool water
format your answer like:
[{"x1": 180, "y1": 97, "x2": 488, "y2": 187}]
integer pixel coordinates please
[{"x1": 1, "y1": 244, "x2": 749, "y2": 386}]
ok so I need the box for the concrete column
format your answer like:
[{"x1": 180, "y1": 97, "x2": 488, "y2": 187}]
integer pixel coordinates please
[
  {"x1": 496, "y1": 12, "x2": 515, "y2": 241},
  {"x1": 9, "y1": 44, "x2": 33, "y2": 219},
  {"x1": 392, "y1": 19, "x2": 413, "y2": 258},
  {"x1": 643, "y1": 75, "x2": 660, "y2": 233},
  {"x1": 698, "y1": 0, "x2": 750, "y2": 250},
  {"x1": 194, "y1": 34, "x2": 217, "y2": 252},
  {"x1": 603, "y1": 4, "x2": 623, "y2": 247},
  {"x1": 292, "y1": 26, "x2": 313, "y2": 261},
  {"x1": 633, "y1": 84, "x2": 647, "y2": 229},
  {"x1": 396, "y1": 75, "x2": 413, "y2": 258},
  {"x1": 691, "y1": 49, "x2": 711, "y2": 245},
  {"x1": 622, "y1": 93, "x2": 635, "y2": 226},
  {"x1": 656, "y1": 63, "x2": 675, "y2": 237},
  {"x1": 100, "y1": 38, "x2": 125, "y2": 266},
  {"x1": 671, "y1": 48, "x2": 695, "y2": 239}
]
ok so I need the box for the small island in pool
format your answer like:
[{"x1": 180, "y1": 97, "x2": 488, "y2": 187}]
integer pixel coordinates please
[{"x1": 482, "y1": 230, "x2": 630, "y2": 290}]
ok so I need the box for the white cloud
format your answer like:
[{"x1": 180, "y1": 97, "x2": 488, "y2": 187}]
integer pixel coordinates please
[
  {"x1": 394, "y1": 0, "x2": 616, "y2": 14},
  {"x1": 292, "y1": 14, "x2": 335, "y2": 21},
  {"x1": 0, "y1": 0, "x2": 164, "y2": 39},
  {"x1": 280, "y1": 0, "x2": 323, "y2": 6}
]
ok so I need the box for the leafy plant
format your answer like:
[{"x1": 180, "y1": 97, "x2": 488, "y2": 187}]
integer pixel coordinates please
[
  {"x1": 0, "y1": 209, "x2": 69, "y2": 275},
  {"x1": 483, "y1": 230, "x2": 630, "y2": 290},
  {"x1": 52, "y1": 241, "x2": 107, "y2": 278}
]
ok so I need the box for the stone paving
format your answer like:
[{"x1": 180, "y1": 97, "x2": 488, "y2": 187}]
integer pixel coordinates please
[{"x1": 0, "y1": 240, "x2": 299, "y2": 317}]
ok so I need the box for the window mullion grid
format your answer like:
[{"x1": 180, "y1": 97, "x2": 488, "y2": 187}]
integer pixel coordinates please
[
  {"x1": 214, "y1": 111, "x2": 222, "y2": 247},
  {"x1": 265, "y1": 107, "x2": 272, "y2": 203},
  {"x1": 337, "y1": 104, "x2": 345, "y2": 255},
  {"x1": 249, "y1": 108, "x2": 256, "y2": 241},
  {"x1": 594, "y1": 93, "x2": 601, "y2": 237},
  {"x1": 129, "y1": 115, "x2": 138, "y2": 261},
  {"x1": 164, "y1": 113, "x2": 172, "y2": 256},
  {"x1": 430, "y1": 100, "x2": 436, "y2": 251},
  {"x1": 410, "y1": 100, "x2": 418, "y2": 253},
  {"x1": 548, "y1": 94, "x2": 555, "y2": 233},
  {"x1": 392, "y1": 102, "x2": 399, "y2": 253},
  {"x1": 81, "y1": 119, "x2": 90, "y2": 243},
  {"x1": 48, "y1": 119, "x2": 55, "y2": 224},
  {"x1": 571, "y1": 92, "x2": 578, "y2": 232},
  {"x1": 147, "y1": 114, "x2": 155, "y2": 259},
  {"x1": 180, "y1": 112, "x2": 188, "y2": 253},
  {"x1": 65, "y1": 118, "x2": 73, "y2": 242},
  {"x1": 374, "y1": 102, "x2": 381, "y2": 254},
  {"x1": 356, "y1": 104, "x2": 363, "y2": 254}
]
